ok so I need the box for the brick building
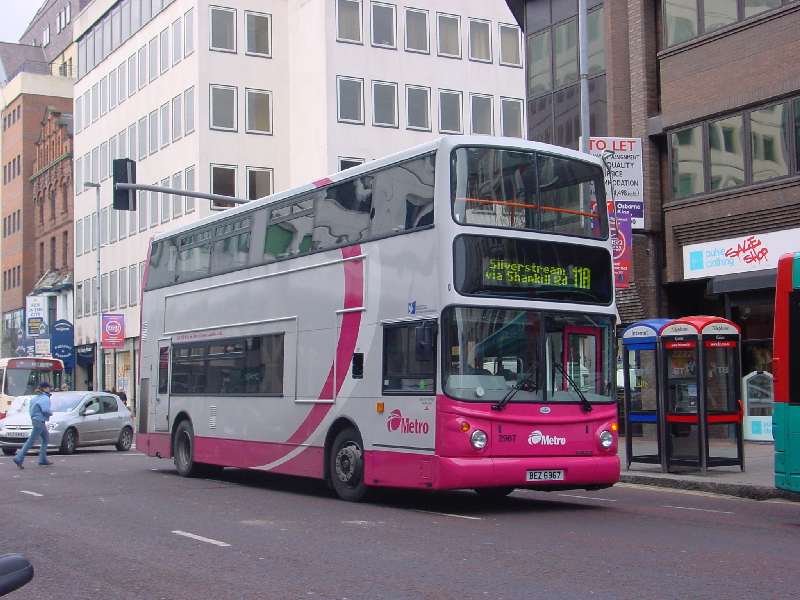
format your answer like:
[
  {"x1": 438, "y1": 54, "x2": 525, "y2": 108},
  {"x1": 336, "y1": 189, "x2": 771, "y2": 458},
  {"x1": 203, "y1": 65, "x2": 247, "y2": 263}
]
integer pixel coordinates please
[{"x1": 508, "y1": 0, "x2": 800, "y2": 415}]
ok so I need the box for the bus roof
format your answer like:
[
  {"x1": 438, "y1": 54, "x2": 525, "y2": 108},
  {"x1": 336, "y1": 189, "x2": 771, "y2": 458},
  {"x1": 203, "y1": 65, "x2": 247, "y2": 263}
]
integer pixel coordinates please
[
  {"x1": 151, "y1": 135, "x2": 604, "y2": 244},
  {"x1": 0, "y1": 357, "x2": 64, "y2": 370}
]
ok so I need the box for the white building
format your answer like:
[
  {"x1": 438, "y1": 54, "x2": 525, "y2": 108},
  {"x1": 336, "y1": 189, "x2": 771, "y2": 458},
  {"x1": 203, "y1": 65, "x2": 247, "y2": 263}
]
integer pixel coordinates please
[{"x1": 71, "y1": 0, "x2": 525, "y2": 400}]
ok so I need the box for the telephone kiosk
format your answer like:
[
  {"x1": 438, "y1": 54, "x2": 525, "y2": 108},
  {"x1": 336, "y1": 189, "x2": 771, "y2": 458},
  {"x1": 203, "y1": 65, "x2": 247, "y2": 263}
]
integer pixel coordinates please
[{"x1": 622, "y1": 316, "x2": 745, "y2": 473}]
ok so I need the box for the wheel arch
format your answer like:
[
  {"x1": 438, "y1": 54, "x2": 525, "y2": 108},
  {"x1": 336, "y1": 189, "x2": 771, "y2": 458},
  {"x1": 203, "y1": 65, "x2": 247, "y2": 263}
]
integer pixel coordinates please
[
  {"x1": 323, "y1": 417, "x2": 361, "y2": 484},
  {"x1": 170, "y1": 411, "x2": 192, "y2": 454}
]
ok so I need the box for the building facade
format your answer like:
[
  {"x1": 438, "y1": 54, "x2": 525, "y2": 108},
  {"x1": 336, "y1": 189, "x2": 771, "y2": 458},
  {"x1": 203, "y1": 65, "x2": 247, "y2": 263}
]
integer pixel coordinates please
[
  {"x1": 18, "y1": 0, "x2": 92, "y2": 78},
  {"x1": 509, "y1": 0, "x2": 800, "y2": 417},
  {"x1": 71, "y1": 0, "x2": 525, "y2": 401}
]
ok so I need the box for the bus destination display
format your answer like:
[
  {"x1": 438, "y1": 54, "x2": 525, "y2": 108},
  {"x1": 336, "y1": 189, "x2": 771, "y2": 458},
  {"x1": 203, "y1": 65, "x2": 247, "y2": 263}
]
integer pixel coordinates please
[
  {"x1": 482, "y1": 258, "x2": 592, "y2": 291},
  {"x1": 454, "y1": 235, "x2": 612, "y2": 304}
]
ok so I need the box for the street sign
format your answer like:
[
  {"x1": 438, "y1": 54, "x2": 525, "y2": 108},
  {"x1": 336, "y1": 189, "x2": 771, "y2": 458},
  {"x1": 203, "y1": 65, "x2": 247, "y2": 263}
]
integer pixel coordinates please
[
  {"x1": 113, "y1": 158, "x2": 137, "y2": 210},
  {"x1": 588, "y1": 137, "x2": 645, "y2": 229},
  {"x1": 101, "y1": 314, "x2": 126, "y2": 349}
]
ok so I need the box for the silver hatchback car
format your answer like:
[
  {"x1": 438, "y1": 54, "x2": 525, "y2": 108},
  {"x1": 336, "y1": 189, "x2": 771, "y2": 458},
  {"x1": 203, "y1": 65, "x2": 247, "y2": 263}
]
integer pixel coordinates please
[{"x1": 0, "y1": 391, "x2": 134, "y2": 455}]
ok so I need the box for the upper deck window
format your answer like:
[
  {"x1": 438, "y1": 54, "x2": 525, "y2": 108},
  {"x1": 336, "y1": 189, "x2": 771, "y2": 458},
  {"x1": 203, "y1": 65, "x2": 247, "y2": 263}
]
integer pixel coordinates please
[{"x1": 451, "y1": 146, "x2": 608, "y2": 240}]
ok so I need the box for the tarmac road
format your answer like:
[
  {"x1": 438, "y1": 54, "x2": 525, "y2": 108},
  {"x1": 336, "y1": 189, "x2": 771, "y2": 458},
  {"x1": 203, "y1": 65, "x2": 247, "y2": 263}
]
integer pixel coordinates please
[{"x1": 2, "y1": 448, "x2": 797, "y2": 599}]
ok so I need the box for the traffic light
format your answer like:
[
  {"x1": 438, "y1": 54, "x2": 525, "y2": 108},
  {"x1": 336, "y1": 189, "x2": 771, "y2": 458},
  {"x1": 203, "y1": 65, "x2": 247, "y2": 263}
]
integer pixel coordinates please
[{"x1": 112, "y1": 158, "x2": 137, "y2": 210}]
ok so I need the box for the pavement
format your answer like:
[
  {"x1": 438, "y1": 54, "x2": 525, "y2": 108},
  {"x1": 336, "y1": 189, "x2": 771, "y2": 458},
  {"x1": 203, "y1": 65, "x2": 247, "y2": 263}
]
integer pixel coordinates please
[
  {"x1": 3, "y1": 447, "x2": 800, "y2": 599},
  {"x1": 619, "y1": 439, "x2": 800, "y2": 501}
]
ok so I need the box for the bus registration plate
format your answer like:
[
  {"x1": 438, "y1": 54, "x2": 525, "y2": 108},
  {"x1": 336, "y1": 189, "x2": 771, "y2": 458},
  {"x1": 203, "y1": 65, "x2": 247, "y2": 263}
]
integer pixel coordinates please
[{"x1": 526, "y1": 470, "x2": 564, "y2": 482}]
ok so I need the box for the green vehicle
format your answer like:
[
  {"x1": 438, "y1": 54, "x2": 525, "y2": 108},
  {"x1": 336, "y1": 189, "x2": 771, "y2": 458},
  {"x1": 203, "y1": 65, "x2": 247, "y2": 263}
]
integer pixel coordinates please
[{"x1": 774, "y1": 252, "x2": 800, "y2": 493}]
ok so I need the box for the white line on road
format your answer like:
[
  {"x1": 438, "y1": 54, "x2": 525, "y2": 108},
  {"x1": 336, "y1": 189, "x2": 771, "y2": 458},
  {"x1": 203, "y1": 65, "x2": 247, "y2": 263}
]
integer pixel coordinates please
[
  {"x1": 558, "y1": 493, "x2": 618, "y2": 502},
  {"x1": 662, "y1": 505, "x2": 734, "y2": 515},
  {"x1": 415, "y1": 510, "x2": 482, "y2": 520},
  {"x1": 19, "y1": 490, "x2": 43, "y2": 497},
  {"x1": 171, "y1": 530, "x2": 231, "y2": 547}
]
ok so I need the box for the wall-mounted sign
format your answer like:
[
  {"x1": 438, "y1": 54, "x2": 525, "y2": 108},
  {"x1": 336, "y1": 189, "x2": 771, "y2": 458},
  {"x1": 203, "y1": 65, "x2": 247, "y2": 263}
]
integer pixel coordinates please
[
  {"x1": 101, "y1": 314, "x2": 125, "y2": 349},
  {"x1": 683, "y1": 227, "x2": 800, "y2": 279},
  {"x1": 589, "y1": 137, "x2": 645, "y2": 229},
  {"x1": 25, "y1": 296, "x2": 48, "y2": 338},
  {"x1": 51, "y1": 320, "x2": 75, "y2": 369},
  {"x1": 609, "y1": 201, "x2": 632, "y2": 289},
  {"x1": 34, "y1": 338, "x2": 51, "y2": 356}
]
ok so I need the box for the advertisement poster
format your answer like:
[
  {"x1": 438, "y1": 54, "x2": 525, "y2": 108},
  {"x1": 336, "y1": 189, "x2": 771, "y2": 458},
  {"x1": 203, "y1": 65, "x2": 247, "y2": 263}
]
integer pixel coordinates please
[
  {"x1": 101, "y1": 314, "x2": 125, "y2": 349},
  {"x1": 608, "y1": 202, "x2": 632, "y2": 290},
  {"x1": 588, "y1": 137, "x2": 645, "y2": 229},
  {"x1": 25, "y1": 296, "x2": 48, "y2": 338},
  {"x1": 35, "y1": 338, "x2": 51, "y2": 356}
]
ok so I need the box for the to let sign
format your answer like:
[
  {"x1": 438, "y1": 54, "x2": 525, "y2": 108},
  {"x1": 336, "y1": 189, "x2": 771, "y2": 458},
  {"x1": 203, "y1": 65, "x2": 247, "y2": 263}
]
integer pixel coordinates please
[
  {"x1": 588, "y1": 137, "x2": 645, "y2": 229},
  {"x1": 101, "y1": 314, "x2": 125, "y2": 349}
]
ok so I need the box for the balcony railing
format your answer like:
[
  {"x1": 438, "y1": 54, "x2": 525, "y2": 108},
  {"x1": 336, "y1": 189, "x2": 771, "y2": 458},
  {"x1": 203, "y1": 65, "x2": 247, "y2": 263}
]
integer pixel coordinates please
[{"x1": 3, "y1": 60, "x2": 74, "y2": 83}]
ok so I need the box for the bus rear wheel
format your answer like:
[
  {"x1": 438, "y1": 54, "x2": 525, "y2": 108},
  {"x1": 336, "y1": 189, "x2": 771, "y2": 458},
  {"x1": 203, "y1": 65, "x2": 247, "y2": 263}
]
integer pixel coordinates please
[
  {"x1": 330, "y1": 427, "x2": 369, "y2": 502},
  {"x1": 173, "y1": 420, "x2": 217, "y2": 478}
]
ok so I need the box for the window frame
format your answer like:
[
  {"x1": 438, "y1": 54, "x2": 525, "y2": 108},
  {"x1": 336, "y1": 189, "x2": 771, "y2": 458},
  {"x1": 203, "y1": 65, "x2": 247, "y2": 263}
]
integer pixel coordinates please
[
  {"x1": 172, "y1": 94, "x2": 183, "y2": 142},
  {"x1": 159, "y1": 27, "x2": 170, "y2": 74},
  {"x1": 172, "y1": 18, "x2": 183, "y2": 66},
  {"x1": 436, "y1": 12, "x2": 462, "y2": 59},
  {"x1": 246, "y1": 166, "x2": 274, "y2": 201},
  {"x1": 210, "y1": 163, "x2": 238, "y2": 209},
  {"x1": 405, "y1": 84, "x2": 431, "y2": 131},
  {"x1": 338, "y1": 156, "x2": 365, "y2": 171},
  {"x1": 470, "y1": 93, "x2": 494, "y2": 135},
  {"x1": 184, "y1": 86, "x2": 195, "y2": 135},
  {"x1": 336, "y1": 0, "x2": 363, "y2": 44},
  {"x1": 160, "y1": 102, "x2": 171, "y2": 149},
  {"x1": 467, "y1": 17, "x2": 493, "y2": 64},
  {"x1": 381, "y1": 320, "x2": 437, "y2": 396},
  {"x1": 498, "y1": 22, "x2": 523, "y2": 68},
  {"x1": 184, "y1": 7, "x2": 195, "y2": 57},
  {"x1": 438, "y1": 89, "x2": 463, "y2": 134},
  {"x1": 245, "y1": 88, "x2": 273, "y2": 135},
  {"x1": 500, "y1": 96, "x2": 525, "y2": 138},
  {"x1": 245, "y1": 10, "x2": 272, "y2": 58},
  {"x1": 148, "y1": 110, "x2": 159, "y2": 155},
  {"x1": 209, "y1": 84, "x2": 238, "y2": 132},
  {"x1": 404, "y1": 7, "x2": 429, "y2": 54},
  {"x1": 372, "y1": 80, "x2": 399, "y2": 128},
  {"x1": 209, "y1": 5, "x2": 237, "y2": 53},
  {"x1": 370, "y1": 1, "x2": 397, "y2": 50},
  {"x1": 336, "y1": 76, "x2": 365, "y2": 125}
]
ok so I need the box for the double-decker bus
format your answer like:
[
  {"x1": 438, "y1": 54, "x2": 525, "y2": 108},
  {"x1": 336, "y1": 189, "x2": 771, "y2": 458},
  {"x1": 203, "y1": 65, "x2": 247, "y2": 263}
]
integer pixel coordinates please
[
  {"x1": 774, "y1": 252, "x2": 800, "y2": 493},
  {"x1": 0, "y1": 357, "x2": 64, "y2": 418},
  {"x1": 136, "y1": 136, "x2": 619, "y2": 501}
]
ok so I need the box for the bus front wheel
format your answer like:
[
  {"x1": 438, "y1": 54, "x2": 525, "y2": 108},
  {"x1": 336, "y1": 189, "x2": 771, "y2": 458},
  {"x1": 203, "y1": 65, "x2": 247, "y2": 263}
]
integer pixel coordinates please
[{"x1": 330, "y1": 427, "x2": 369, "y2": 502}]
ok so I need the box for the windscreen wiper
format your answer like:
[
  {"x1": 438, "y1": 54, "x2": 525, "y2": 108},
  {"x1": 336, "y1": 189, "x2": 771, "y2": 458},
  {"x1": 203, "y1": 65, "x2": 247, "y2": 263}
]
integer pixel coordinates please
[
  {"x1": 553, "y1": 362, "x2": 593, "y2": 413},
  {"x1": 492, "y1": 372, "x2": 537, "y2": 411}
]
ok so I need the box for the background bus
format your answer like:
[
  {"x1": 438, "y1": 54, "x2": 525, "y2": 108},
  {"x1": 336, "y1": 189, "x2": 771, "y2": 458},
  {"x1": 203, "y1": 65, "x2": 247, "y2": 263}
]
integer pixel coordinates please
[
  {"x1": 773, "y1": 252, "x2": 800, "y2": 493},
  {"x1": 0, "y1": 357, "x2": 64, "y2": 418},
  {"x1": 136, "y1": 136, "x2": 619, "y2": 501}
]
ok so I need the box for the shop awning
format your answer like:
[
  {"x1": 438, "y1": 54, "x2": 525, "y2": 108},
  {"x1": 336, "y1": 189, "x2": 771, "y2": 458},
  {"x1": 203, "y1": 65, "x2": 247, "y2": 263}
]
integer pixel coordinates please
[{"x1": 708, "y1": 269, "x2": 777, "y2": 294}]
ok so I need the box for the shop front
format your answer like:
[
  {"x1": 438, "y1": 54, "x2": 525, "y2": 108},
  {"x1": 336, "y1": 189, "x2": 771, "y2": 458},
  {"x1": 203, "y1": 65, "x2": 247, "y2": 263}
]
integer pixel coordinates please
[{"x1": 672, "y1": 228, "x2": 800, "y2": 441}]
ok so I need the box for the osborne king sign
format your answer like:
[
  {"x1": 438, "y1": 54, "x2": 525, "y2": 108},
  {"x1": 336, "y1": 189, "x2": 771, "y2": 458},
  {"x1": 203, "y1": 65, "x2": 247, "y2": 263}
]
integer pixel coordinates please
[
  {"x1": 682, "y1": 227, "x2": 800, "y2": 279},
  {"x1": 588, "y1": 137, "x2": 645, "y2": 229}
]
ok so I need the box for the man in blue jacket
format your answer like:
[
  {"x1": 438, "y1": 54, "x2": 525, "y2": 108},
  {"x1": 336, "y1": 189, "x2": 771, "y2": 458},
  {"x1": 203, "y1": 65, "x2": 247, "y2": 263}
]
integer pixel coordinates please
[{"x1": 13, "y1": 381, "x2": 54, "y2": 469}]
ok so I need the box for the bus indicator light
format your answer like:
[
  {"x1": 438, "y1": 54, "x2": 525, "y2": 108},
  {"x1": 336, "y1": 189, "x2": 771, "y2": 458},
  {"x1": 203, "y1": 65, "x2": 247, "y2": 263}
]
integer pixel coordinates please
[
  {"x1": 460, "y1": 421, "x2": 471, "y2": 432},
  {"x1": 611, "y1": 422, "x2": 619, "y2": 432},
  {"x1": 376, "y1": 402, "x2": 384, "y2": 414}
]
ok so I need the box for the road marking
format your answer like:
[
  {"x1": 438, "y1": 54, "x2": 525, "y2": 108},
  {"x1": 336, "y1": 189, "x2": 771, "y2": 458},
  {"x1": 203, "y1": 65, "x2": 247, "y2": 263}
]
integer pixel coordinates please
[
  {"x1": 171, "y1": 530, "x2": 231, "y2": 547},
  {"x1": 415, "y1": 510, "x2": 482, "y2": 520},
  {"x1": 662, "y1": 505, "x2": 734, "y2": 515},
  {"x1": 558, "y1": 493, "x2": 618, "y2": 502},
  {"x1": 20, "y1": 490, "x2": 43, "y2": 497}
]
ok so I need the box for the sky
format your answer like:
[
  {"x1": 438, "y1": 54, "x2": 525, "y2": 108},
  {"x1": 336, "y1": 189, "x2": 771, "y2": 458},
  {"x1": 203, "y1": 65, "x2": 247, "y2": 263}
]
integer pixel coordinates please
[{"x1": 0, "y1": 1, "x2": 44, "y2": 44}]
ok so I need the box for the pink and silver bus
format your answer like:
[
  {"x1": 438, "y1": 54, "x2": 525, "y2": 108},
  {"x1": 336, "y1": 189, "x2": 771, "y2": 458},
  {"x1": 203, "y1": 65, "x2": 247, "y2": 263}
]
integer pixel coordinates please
[{"x1": 136, "y1": 136, "x2": 620, "y2": 501}]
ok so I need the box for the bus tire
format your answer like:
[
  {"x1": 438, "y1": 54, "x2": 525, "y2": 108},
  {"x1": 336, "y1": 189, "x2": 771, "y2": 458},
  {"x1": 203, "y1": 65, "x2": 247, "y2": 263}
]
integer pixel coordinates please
[
  {"x1": 173, "y1": 420, "x2": 206, "y2": 478},
  {"x1": 60, "y1": 428, "x2": 78, "y2": 454},
  {"x1": 475, "y1": 487, "x2": 515, "y2": 500},
  {"x1": 329, "y1": 427, "x2": 369, "y2": 502}
]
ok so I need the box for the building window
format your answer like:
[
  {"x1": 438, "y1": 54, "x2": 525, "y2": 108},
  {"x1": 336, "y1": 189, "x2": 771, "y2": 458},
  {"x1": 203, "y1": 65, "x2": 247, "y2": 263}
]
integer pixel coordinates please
[
  {"x1": 138, "y1": 45, "x2": 147, "y2": 89},
  {"x1": 119, "y1": 206, "x2": 127, "y2": 240},
  {"x1": 139, "y1": 190, "x2": 148, "y2": 231},
  {"x1": 161, "y1": 177, "x2": 170, "y2": 223},
  {"x1": 109, "y1": 270, "x2": 118, "y2": 310},
  {"x1": 247, "y1": 167, "x2": 273, "y2": 200},
  {"x1": 109, "y1": 70, "x2": 118, "y2": 110},
  {"x1": 439, "y1": 89, "x2": 462, "y2": 134},
  {"x1": 210, "y1": 84, "x2": 237, "y2": 131},
  {"x1": 337, "y1": 76, "x2": 364, "y2": 124},
  {"x1": 84, "y1": 216, "x2": 91, "y2": 253},
  {"x1": 246, "y1": 11, "x2": 271, "y2": 57},
  {"x1": 671, "y1": 125, "x2": 705, "y2": 199},
  {"x1": 76, "y1": 284, "x2": 83, "y2": 319},
  {"x1": 185, "y1": 8, "x2": 195, "y2": 56},
  {"x1": 501, "y1": 97, "x2": 524, "y2": 138},
  {"x1": 185, "y1": 165, "x2": 196, "y2": 213},
  {"x1": 184, "y1": 86, "x2": 195, "y2": 134},
  {"x1": 371, "y1": 2, "x2": 396, "y2": 49},
  {"x1": 211, "y1": 164, "x2": 237, "y2": 209},
  {"x1": 129, "y1": 265, "x2": 138, "y2": 306},
  {"x1": 101, "y1": 273, "x2": 109, "y2": 311},
  {"x1": 499, "y1": 23, "x2": 522, "y2": 67},
  {"x1": 172, "y1": 95, "x2": 183, "y2": 141},
  {"x1": 339, "y1": 157, "x2": 365, "y2": 171},
  {"x1": 75, "y1": 158, "x2": 82, "y2": 195},
  {"x1": 110, "y1": 207, "x2": 118, "y2": 244},
  {"x1": 372, "y1": 81, "x2": 398, "y2": 127},
  {"x1": 437, "y1": 13, "x2": 461, "y2": 58},
  {"x1": 210, "y1": 6, "x2": 236, "y2": 52},
  {"x1": 160, "y1": 102, "x2": 171, "y2": 148},
  {"x1": 62, "y1": 232, "x2": 68, "y2": 268},
  {"x1": 554, "y1": 19, "x2": 578, "y2": 89},
  {"x1": 75, "y1": 96, "x2": 83, "y2": 132},
  {"x1": 92, "y1": 83, "x2": 99, "y2": 122},
  {"x1": 148, "y1": 37, "x2": 158, "y2": 83},
  {"x1": 406, "y1": 85, "x2": 430, "y2": 131},
  {"x1": 43, "y1": 26, "x2": 50, "y2": 47},
  {"x1": 121, "y1": 59, "x2": 130, "y2": 102},
  {"x1": 708, "y1": 114, "x2": 744, "y2": 191},
  {"x1": 100, "y1": 76, "x2": 109, "y2": 117},
  {"x1": 172, "y1": 171, "x2": 183, "y2": 218},
  {"x1": 751, "y1": 103, "x2": 789, "y2": 182},
  {"x1": 50, "y1": 236, "x2": 56, "y2": 270},
  {"x1": 100, "y1": 141, "x2": 109, "y2": 180},
  {"x1": 119, "y1": 266, "x2": 128, "y2": 309},
  {"x1": 149, "y1": 110, "x2": 158, "y2": 155},
  {"x1": 126, "y1": 124, "x2": 135, "y2": 160},
  {"x1": 245, "y1": 89, "x2": 272, "y2": 134},
  {"x1": 173, "y1": 18, "x2": 183, "y2": 66},
  {"x1": 405, "y1": 8, "x2": 428, "y2": 53},
  {"x1": 100, "y1": 208, "x2": 108, "y2": 246},
  {"x1": 588, "y1": 7, "x2": 605, "y2": 75},
  {"x1": 149, "y1": 188, "x2": 159, "y2": 227},
  {"x1": 76, "y1": 220, "x2": 83, "y2": 256},
  {"x1": 468, "y1": 18, "x2": 491, "y2": 62},
  {"x1": 337, "y1": 0, "x2": 362, "y2": 43},
  {"x1": 92, "y1": 147, "x2": 99, "y2": 183},
  {"x1": 527, "y1": 30, "x2": 552, "y2": 96},
  {"x1": 663, "y1": 0, "x2": 776, "y2": 47},
  {"x1": 160, "y1": 28, "x2": 170, "y2": 73},
  {"x1": 92, "y1": 275, "x2": 98, "y2": 314}
]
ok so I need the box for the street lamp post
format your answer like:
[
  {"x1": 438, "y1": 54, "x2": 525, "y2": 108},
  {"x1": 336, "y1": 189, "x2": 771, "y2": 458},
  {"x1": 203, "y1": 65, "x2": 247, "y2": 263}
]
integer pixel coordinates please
[{"x1": 83, "y1": 181, "x2": 102, "y2": 393}]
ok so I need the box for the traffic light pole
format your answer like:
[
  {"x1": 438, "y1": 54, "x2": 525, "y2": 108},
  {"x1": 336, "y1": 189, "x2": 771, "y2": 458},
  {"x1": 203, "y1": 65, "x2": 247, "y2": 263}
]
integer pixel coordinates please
[
  {"x1": 114, "y1": 182, "x2": 249, "y2": 206},
  {"x1": 83, "y1": 181, "x2": 103, "y2": 393}
]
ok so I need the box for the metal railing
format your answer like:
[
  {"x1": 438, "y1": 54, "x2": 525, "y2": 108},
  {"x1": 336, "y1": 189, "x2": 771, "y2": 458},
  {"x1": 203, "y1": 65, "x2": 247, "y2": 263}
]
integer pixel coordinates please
[{"x1": 4, "y1": 60, "x2": 73, "y2": 83}]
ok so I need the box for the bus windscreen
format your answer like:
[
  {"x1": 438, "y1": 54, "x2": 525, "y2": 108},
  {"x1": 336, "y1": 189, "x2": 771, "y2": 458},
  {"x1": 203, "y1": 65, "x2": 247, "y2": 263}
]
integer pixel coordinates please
[{"x1": 453, "y1": 235, "x2": 613, "y2": 304}]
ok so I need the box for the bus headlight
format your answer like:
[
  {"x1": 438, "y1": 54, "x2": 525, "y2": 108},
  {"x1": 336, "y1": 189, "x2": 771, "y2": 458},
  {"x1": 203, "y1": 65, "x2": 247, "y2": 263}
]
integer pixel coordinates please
[
  {"x1": 470, "y1": 429, "x2": 488, "y2": 449},
  {"x1": 599, "y1": 430, "x2": 613, "y2": 449}
]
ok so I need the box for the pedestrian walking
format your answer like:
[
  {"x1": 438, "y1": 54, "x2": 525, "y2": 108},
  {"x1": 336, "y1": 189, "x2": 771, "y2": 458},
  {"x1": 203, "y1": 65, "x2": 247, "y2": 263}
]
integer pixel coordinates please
[
  {"x1": 13, "y1": 382, "x2": 54, "y2": 469},
  {"x1": 117, "y1": 388, "x2": 128, "y2": 407}
]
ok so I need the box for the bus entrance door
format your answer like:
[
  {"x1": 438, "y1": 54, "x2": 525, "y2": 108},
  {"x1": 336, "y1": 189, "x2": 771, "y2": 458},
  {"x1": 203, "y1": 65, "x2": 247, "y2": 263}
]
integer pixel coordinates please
[{"x1": 154, "y1": 343, "x2": 171, "y2": 432}]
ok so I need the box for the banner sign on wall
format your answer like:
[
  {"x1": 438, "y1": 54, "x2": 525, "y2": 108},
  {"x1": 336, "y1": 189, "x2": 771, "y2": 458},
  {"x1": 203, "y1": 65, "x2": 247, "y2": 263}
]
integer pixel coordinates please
[
  {"x1": 35, "y1": 338, "x2": 51, "y2": 356},
  {"x1": 609, "y1": 201, "x2": 632, "y2": 289},
  {"x1": 101, "y1": 314, "x2": 125, "y2": 349},
  {"x1": 682, "y1": 227, "x2": 800, "y2": 279},
  {"x1": 51, "y1": 320, "x2": 75, "y2": 369},
  {"x1": 25, "y1": 296, "x2": 48, "y2": 338},
  {"x1": 589, "y1": 137, "x2": 645, "y2": 229}
]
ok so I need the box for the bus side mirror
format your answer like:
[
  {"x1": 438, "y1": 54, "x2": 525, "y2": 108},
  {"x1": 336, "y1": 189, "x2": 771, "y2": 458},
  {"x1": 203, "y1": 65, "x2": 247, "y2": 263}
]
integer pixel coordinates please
[
  {"x1": 0, "y1": 554, "x2": 33, "y2": 596},
  {"x1": 415, "y1": 322, "x2": 436, "y2": 362}
]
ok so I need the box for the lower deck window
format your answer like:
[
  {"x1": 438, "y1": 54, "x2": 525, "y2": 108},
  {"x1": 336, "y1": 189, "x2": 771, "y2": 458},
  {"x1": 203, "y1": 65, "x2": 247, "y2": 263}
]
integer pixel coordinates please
[
  {"x1": 383, "y1": 322, "x2": 436, "y2": 394},
  {"x1": 171, "y1": 333, "x2": 284, "y2": 395}
]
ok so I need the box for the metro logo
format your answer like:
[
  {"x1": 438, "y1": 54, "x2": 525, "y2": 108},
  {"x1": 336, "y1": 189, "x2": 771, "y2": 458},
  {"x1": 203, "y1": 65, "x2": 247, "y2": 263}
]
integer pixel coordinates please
[
  {"x1": 528, "y1": 430, "x2": 567, "y2": 446},
  {"x1": 386, "y1": 409, "x2": 430, "y2": 435}
]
